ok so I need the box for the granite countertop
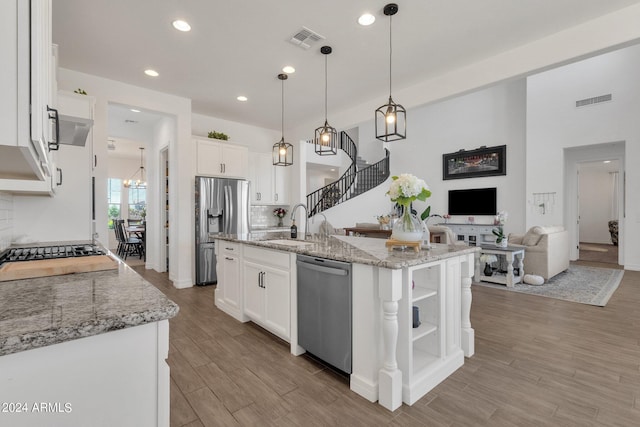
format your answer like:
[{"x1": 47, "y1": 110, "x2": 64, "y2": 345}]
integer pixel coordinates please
[
  {"x1": 215, "y1": 233, "x2": 479, "y2": 269},
  {"x1": 0, "y1": 259, "x2": 179, "y2": 357}
]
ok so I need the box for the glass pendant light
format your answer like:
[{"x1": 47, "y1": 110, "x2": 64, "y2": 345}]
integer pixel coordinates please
[
  {"x1": 273, "y1": 73, "x2": 293, "y2": 166},
  {"x1": 375, "y1": 3, "x2": 406, "y2": 142},
  {"x1": 123, "y1": 147, "x2": 147, "y2": 188},
  {"x1": 314, "y1": 46, "x2": 338, "y2": 155}
]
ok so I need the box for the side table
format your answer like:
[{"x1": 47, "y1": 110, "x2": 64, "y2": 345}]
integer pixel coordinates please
[{"x1": 474, "y1": 245, "x2": 525, "y2": 287}]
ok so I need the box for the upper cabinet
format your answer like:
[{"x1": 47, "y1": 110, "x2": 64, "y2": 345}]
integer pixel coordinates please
[
  {"x1": 0, "y1": 0, "x2": 55, "y2": 181},
  {"x1": 195, "y1": 137, "x2": 248, "y2": 178},
  {"x1": 248, "y1": 152, "x2": 290, "y2": 205}
]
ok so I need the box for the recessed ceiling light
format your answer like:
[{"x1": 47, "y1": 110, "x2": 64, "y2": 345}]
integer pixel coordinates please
[
  {"x1": 130, "y1": 109, "x2": 141, "y2": 113},
  {"x1": 144, "y1": 69, "x2": 159, "y2": 77},
  {"x1": 358, "y1": 13, "x2": 375, "y2": 26},
  {"x1": 330, "y1": 168, "x2": 336, "y2": 172},
  {"x1": 282, "y1": 66, "x2": 295, "y2": 74},
  {"x1": 172, "y1": 20, "x2": 191, "y2": 32},
  {"x1": 237, "y1": 96, "x2": 248, "y2": 102},
  {"x1": 603, "y1": 160, "x2": 611, "y2": 163}
]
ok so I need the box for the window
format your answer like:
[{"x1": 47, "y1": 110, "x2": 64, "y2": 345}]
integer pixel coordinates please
[
  {"x1": 129, "y1": 186, "x2": 146, "y2": 220},
  {"x1": 107, "y1": 178, "x2": 122, "y2": 229}
]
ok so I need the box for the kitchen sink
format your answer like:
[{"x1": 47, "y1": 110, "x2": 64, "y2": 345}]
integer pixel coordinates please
[{"x1": 264, "y1": 239, "x2": 314, "y2": 247}]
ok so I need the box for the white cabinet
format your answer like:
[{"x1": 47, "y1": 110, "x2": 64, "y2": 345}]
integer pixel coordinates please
[
  {"x1": 274, "y1": 162, "x2": 290, "y2": 204},
  {"x1": 397, "y1": 258, "x2": 464, "y2": 405},
  {"x1": 0, "y1": 0, "x2": 54, "y2": 181},
  {"x1": 215, "y1": 242, "x2": 243, "y2": 320},
  {"x1": 446, "y1": 223, "x2": 496, "y2": 246},
  {"x1": 195, "y1": 137, "x2": 248, "y2": 178},
  {"x1": 248, "y1": 152, "x2": 290, "y2": 205},
  {"x1": 242, "y1": 246, "x2": 291, "y2": 340},
  {"x1": 248, "y1": 152, "x2": 273, "y2": 204}
]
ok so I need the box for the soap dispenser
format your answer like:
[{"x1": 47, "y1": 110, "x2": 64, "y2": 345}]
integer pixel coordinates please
[{"x1": 290, "y1": 220, "x2": 297, "y2": 239}]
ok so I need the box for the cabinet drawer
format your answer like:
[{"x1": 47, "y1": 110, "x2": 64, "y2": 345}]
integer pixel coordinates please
[
  {"x1": 243, "y1": 245, "x2": 290, "y2": 269},
  {"x1": 220, "y1": 241, "x2": 240, "y2": 255}
]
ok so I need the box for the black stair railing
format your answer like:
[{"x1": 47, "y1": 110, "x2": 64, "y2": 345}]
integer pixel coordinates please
[{"x1": 306, "y1": 132, "x2": 390, "y2": 217}]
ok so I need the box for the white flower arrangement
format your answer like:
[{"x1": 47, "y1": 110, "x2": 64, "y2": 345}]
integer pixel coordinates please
[
  {"x1": 386, "y1": 174, "x2": 431, "y2": 209},
  {"x1": 495, "y1": 210, "x2": 508, "y2": 225}
]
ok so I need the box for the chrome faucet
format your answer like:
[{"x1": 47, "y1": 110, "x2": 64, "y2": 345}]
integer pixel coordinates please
[
  {"x1": 291, "y1": 203, "x2": 310, "y2": 238},
  {"x1": 314, "y1": 212, "x2": 329, "y2": 238}
]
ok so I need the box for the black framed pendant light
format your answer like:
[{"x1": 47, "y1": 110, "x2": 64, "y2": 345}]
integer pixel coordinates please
[
  {"x1": 314, "y1": 46, "x2": 338, "y2": 155},
  {"x1": 273, "y1": 73, "x2": 293, "y2": 166},
  {"x1": 375, "y1": 3, "x2": 406, "y2": 142}
]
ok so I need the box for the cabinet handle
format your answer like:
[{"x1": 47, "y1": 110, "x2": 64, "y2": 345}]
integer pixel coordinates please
[
  {"x1": 275, "y1": 193, "x2": 278, "y2": 202},
  {"x1": 261, "y1": 271, "x2": 266, "y2": 288},
  {"x1": 225, "y1": 257, "x2": 233, "y2": 261},
  {"x1": 225, "y1": 247, "x2": 234, "y2": 251},
  {"x1": 47, "y1": 106, "x2": 60, "y2": 151},
  {"x1": 258, "y1": 271, "x2": 262, "y2": 288},
  {"x1": 94, "y1": 155, "x2": 98, "y2": 168},
  {"x1": 56, "y1": 168, "x2": 62, "y2": 186},
  {"x1": 223, "y1": 163, "x2": 226, "y2": 173}
]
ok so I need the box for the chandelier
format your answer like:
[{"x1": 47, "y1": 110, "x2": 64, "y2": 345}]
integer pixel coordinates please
[{"x1": 124, "y1": 147, "x2": 147, "y2": 188}]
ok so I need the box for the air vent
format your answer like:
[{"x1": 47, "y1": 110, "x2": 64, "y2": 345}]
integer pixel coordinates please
[
  {"x1": 289, "y1": 26, "x2": 325, "y2": 49},
  {"x1": 576, "y1": 94, "x2": 612, "y2": 108},
  {"x1": 107, "y1": 140, "x2": 116, "y2": 151},
  {"x1": 125, "y1": 119, "x2": 138, "y2": 124}
]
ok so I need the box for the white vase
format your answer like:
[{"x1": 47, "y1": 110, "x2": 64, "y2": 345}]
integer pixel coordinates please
[
  {"x1": 391, "y1": 208, "x2": 423, "y2": 242},
  {"x1": 496, "y1": 239, "x2": 508, "y2": 248}
]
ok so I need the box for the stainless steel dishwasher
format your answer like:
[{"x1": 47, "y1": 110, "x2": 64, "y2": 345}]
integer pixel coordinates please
[{"x1": 297, "y1": 254, "x2": 352, "y2": 374}]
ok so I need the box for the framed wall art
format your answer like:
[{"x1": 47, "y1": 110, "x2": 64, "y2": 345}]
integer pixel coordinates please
[{"x1": 442, "y1": 145, "x2": 506, "y2": 180}]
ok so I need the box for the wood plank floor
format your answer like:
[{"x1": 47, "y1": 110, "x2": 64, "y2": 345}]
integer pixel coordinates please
[{"x1": 131, "y1": 260, "x2": 640, "y2": 426}]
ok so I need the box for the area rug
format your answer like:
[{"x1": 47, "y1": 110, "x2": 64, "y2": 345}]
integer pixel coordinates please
[{"x1": 474, "y1": 265, "x2": 624, "y2": 306}]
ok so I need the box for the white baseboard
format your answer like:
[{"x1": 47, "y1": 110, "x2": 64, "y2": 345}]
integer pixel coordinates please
[
  {"x1": 623, "y1": 263, "x2": 640, "y2": 271},
  {"x1": 350, "y1": 374, "x2": 378, "y2": 403},
  {"x1": 172, "y1": 278, "x2": 193, "y2": 289}
]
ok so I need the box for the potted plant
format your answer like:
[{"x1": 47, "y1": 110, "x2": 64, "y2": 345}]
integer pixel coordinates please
[
  {"x1": 207, "y1": 130, "x2": 229, "y2": 141},
  {"x1": 493, "y1": 226, "x2": 507, "y2": 247}
]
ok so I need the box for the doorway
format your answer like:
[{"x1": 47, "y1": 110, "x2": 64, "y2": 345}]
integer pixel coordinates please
[
  {"x1": 565, "y1": 142, "x2": 624, "y2": 266},
  {"x1": 577, "y1": 160, "x2": 620, "y2": 264}
]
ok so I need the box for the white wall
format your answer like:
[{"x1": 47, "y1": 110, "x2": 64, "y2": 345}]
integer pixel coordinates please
[
  {"x1": 579, "y1": 163, "x2": 616, "y2": 244},
  {"x1": 312, "y1": 80, "x2": 527, "y2": 236},
  {"x1": 192, "y1": 113, "x2": 280, "y2": 153},
  {"x1": 0, "y1": 192, "x2": 13, "y2": 250},
  {"x1": 57, "y1": 68, "x2": 194, "y2": 288},
  {"x1": 527, "y1": 44, "x2": 640, "y2": 270}
]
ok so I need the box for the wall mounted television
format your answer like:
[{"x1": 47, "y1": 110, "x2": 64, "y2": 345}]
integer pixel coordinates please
[{"x1": 448, "y1": 188, "x2": 497, "y2": 216}]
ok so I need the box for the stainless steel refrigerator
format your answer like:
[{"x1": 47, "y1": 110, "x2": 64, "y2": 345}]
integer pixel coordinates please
[{"x1": 195, "y1": 176, "x2": 250, "y2": 285}]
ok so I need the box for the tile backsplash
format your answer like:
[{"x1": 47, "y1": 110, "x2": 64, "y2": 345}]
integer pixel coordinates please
[
  {"x1": 251, "y1": 205, "x2": 290, "y2": 228},
  {"x1": 0, "y1": 192, "x2": 14, "y2": 250}
]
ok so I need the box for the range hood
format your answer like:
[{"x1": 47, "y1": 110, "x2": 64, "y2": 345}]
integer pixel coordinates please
[{"x1": 58, "y1": 114, "x2": 93, "y2": 147}]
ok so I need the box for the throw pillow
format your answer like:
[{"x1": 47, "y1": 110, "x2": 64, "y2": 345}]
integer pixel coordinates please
[{"x1": 522, "y1": 229, "x2": 542, "y2": 246}]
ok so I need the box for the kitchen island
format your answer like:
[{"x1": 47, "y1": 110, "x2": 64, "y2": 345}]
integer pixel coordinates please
[
  {"x1": 0, "y1": 257, "x2": 179, "y2": 426},
  {"x1": 214, "y1": 233, "x2": 478, "y2": 411}
]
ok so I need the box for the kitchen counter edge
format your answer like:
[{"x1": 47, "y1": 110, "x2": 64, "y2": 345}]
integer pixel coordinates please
[
  {"x1": 0, "y1": 255, "x2": 179, "y2": 357},
  {"x1": 214, "y1": 234, "x2": 479, "y2": 269}
]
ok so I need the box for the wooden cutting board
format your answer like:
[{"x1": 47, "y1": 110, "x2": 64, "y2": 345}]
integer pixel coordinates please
[{"x1": 0, "y1": 255, "x2": 119, "y2": 282}]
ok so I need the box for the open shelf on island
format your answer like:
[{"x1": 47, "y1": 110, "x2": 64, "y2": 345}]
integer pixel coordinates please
[
  {"x1": 412, "y1": 321, "x2": 437, "y2": 341},
  {"x1": 412, "y1": 347, "x2": 439, "y2": 377},
  {"x1": 412, "y1": 287, "x2": 437, "y2": 303}
]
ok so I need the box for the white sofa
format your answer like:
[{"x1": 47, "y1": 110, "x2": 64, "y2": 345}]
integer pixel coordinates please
[{"x1": 508, "y1": 225, "x2": 570, "y2": 280}]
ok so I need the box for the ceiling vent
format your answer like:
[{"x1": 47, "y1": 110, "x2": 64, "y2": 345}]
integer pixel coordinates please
[
  {"x1": 576, "y1": 94, "x2": 612, "y2": 108},
  {"x1": 289, "y1": 27, "x2": 325, "y2": 49},
  {"x1": 125, "y1": 119, "x2": 138, "y2": 124}
]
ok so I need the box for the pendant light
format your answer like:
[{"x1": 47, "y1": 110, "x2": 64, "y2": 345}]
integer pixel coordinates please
[
  {"x1": 273, "y1": 73, "x2": 293, "y2": 166},
  {"x1": 124, "y1": 147, "x2": 147, "y2": 188},
  {"x1": 375, "y1": 3, "x2": 406, "y2": 142},
  {"x1": 314, "y1": 46, "x2": 338, "y2": 155}
]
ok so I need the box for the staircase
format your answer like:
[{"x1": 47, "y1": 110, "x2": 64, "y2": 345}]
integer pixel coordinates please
[{"x1": 306, "y1": 132, "x2": 390, "y2": 217}]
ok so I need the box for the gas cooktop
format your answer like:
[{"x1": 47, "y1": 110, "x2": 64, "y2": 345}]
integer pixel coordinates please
[{"x1": 0, "y1": 244, "x2": 107, "y2": 267}]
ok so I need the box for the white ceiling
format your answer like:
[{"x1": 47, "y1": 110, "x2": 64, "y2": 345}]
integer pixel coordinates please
[{"x1": 53, "y1": 0, "x2": 640, "y2": 131}]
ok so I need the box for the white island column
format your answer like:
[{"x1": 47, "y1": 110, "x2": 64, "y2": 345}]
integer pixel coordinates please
[
  {"x1": 377, "y1": 267, "x2": 403, "y2": 411},
  {"x1": 461, "y1": 253, "x2": 475, "y2": 357}
]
